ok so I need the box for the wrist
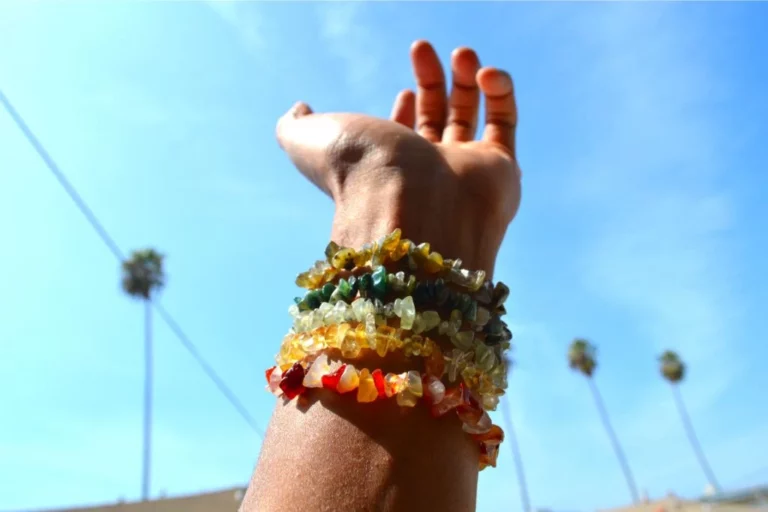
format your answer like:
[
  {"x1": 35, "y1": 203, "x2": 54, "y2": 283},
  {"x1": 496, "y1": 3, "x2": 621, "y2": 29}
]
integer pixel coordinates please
[
  {"x1": 330, "y1": 167, "x2": 405, "y2": 249},
  {"x1": 330, "y1": 164, "x2": 503, "y2": 277},
  {"x1": 326, "y1": 123, "x2": 454, "y2": 249}
]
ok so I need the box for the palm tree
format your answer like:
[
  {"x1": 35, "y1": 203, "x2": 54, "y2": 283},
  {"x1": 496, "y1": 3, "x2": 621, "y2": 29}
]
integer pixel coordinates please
[
  {"x1": 659, "y1": 350, "x2": 721, "y2": 494},
  {"x1": 121, "y1": 248, "x2": 165, "y2": 501},
  {"x1": 568, "y1": 338, "x2": 639, "y2": 504}
]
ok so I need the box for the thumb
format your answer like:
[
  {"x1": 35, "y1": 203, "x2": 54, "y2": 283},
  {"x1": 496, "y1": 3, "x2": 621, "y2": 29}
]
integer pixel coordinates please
[
  {"x1": 275, "y1": 102, "x2": 347, "y2": 198},
  {"x1": 276, "y1": 101, "x2": 314, "y2": 149}
]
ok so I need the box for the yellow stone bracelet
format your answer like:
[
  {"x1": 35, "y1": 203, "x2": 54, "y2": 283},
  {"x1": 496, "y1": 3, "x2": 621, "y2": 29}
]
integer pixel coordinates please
[
  {"x1": 296, "y1": 229, "x2": 487, "y2": 293},
  {"x1": 276, "y1": 322, "x2": 508, "y2": 411},
  {"x1": 276, "y1": 321, "x2": 442, "y2": 366}
]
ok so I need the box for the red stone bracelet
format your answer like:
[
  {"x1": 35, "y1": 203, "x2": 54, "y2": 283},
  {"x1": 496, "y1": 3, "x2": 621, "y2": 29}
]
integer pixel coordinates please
[{"x1": 265, "y1": 354, "x2": 504, "y2": 469}]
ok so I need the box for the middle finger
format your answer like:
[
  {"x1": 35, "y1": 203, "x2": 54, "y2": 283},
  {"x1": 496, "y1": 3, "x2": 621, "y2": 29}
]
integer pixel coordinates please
[
  {"x1": 411, "y1": 40, "x2": 447, "y2": 143},
  {"x1": 443, "y1": 47, "x2": 481, "y2": 143}
]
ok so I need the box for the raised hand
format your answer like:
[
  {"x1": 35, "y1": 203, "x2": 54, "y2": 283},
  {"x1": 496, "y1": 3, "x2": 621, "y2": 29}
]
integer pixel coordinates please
[{"x1": 276, "y1": 41, "x2": 521, "y2": 276}]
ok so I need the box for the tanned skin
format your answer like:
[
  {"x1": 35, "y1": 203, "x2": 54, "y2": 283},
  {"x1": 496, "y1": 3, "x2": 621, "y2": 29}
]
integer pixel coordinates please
[{"x1": 241, "y1": 41, "x2": 521, "y2": 512}]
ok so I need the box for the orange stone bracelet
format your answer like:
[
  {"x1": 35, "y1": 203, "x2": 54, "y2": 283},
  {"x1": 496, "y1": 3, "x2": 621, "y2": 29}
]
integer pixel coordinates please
[{"x1": 265, "y1": 354, "x2": 504, "y2": 470}]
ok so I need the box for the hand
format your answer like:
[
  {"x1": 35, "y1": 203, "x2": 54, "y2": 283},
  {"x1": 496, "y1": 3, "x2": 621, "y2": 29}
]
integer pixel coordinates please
[{"x1": 276, "y1": 41, "x2": 521, "y2": 276}]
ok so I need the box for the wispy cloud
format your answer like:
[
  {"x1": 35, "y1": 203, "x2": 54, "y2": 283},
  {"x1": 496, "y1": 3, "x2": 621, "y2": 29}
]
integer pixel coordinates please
[
  {"x1": 187, "y1": 175, "x2": 316, "y2": 225},
  {"x1": 559, "y1": 4, "x2": 746, "y2": 498},
  {"x1": 571, "y1": 5, "x2": 741, "y2": 400},
  {"x1": 315, "y1": 3, "x2": 382, "y2": 91},
  {"x1": 484, "y1": 5, "x2": 753, "y2": 507},
  {"x1": 89, "y1": 83, "x2": 169, "y2": 126},
  {"x1": 205, "y1": 0, "x2": 264, "y2": 52},
  {"x1": 205, "y1": 1, "x2": 389, "y2": 109}
]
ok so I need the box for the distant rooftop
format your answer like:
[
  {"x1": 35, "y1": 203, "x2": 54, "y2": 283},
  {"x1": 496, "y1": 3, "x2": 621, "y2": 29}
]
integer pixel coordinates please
[
  {"x1": 24, "y1": 483, "x2": 768, "y2": 512},
  {"x1": 601, "y1": 486, "x2": 768, "y2": 512},
  {"x1": 601, "y1": 498, "x2": 759, "y2": 512},
  {"x1": 25, "y1": 487, "x2": 246, "y2": 512},
  {"x1": 701, "y1": 485, "x2": 768, "y2": 505}
]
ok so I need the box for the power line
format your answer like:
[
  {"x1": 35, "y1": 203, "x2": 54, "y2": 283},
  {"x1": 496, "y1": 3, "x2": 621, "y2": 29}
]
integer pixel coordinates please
[
  {"x1": 0, "y1": 90, "x2": 126, "y2": 262},
  {"x1": 501, "y1": 395, "x2": 532, "y2": 512},
  {"x1": 0, "y1": 87, "x2": 264, "y2": 439},
  {"x1": 154, "y1": 302, "x2": 264, "y2": 437}
]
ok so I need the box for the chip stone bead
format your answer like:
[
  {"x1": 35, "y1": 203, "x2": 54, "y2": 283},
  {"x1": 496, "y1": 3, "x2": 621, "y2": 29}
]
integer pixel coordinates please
[
  {"x1": 276, "y1": 322, "x2": 442, "y2": 366},
  {"x1": 295, "y1": 229, "x2": 490, "y2": 294},
  {"x1": 268, "y1": 230, "x2": 514, "y2": 470},
  {"x1": 265, "y1": 356, "x2": 505, "y2": 470}
]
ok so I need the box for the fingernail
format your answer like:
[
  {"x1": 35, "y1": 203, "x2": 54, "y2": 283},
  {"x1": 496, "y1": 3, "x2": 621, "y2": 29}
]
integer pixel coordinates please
[{"x1": 289, "y1": 101, "x2": 312, "y2": 118}]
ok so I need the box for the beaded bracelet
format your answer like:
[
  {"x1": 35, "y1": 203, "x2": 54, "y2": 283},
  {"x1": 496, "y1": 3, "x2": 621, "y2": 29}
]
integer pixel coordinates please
[
  {"x1": 270, "y1": 230, "x2": 513, "y2": 469},
  {"x1": 284, "y1": 297, "x2": 509, "y2": 372},
  {"x1": 276, "y1": 321, "x2": 508, "y2": 411},
  {"x1": 289, "y1": 297, "x2": 506, "y2": 354},
  {"x1": 266, "y1": 354, "x2": 504, "y2": 469},
  {"x1": 276, "y1": 321, "x2": 445, "y2": 367},
  {"x1": 290, "y1": 298, "x2": 440, "y2": 335},
  {"x1": 295, "y1": 229, "x2": 488, "y2": 293},
  {"x1": 296, "y1": 269, "x2": 507, "y2": 318},
  {"x1": 293, "y1": 277, "x2": 511, "y2": 344}
]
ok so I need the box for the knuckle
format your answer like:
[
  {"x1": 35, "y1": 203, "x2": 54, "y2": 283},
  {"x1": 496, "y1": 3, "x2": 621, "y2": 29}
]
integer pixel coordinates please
[
  {"x1": 447, "y1": 118, "x2": 473, "y2": 130},
  {"x1": 327, "y1": 133, "x2": 372, "y2": 175}
]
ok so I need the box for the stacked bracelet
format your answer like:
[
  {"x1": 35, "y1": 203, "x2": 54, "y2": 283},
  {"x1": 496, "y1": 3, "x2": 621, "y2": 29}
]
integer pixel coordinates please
[
  {"x1": 296, "y1": 229, "x2": 488, "y2": 293},
  {"x1": 266, "y1": 230, "x2": 513, "y2": 469},
  {"x1": 289, "y1": 297, "x2": 504, "y2": 355},
  {"x1": 276, "y1": 322, "x2": 445, "y2": 367},
  {"x1": 266, "y1": 354, "x2": 504, "y2": 470}
]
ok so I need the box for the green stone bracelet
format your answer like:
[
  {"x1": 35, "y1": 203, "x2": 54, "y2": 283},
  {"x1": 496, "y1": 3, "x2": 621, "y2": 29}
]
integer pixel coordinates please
[{"x1": 293, "y1": 271, "x2": 511, "y2": 346}]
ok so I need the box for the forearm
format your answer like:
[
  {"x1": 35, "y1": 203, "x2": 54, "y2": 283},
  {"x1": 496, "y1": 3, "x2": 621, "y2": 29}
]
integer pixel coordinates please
[
  {"x1": 244, "y1": 377, "x2": 478, "y2": 512},
  {"x1": 242, "y1": 218, "x2": 481, "y2": 511},
  {"x1": 243, "y1": 156, "x2": 508, "y2": 512}
]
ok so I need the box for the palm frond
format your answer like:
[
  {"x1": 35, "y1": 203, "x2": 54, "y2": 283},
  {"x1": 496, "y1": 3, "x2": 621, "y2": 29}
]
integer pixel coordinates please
[
  {"x1": 659, "y1": 350, "x2": 685, "y2": 383},
  {"x1": 568, "y1": 338, "x2": 598, "y2": 377},
  {"x1": 122, "y1": 248, "x2": 166, "y2": 300}
]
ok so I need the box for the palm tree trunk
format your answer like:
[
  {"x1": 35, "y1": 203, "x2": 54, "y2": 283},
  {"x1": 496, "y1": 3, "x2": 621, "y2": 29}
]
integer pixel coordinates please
[
  {"x1": 587, "y1": 377, "x2": 639, "y2": 504},
  {"x1": 501, "y1": 396, "x2": 532, "y2": 512},
  {"x1": 142, "y1": 300, "x2": 153, "y2": 501},
  {"x1": 671, "y1": 383, "x2": 721, "y2": 493}
]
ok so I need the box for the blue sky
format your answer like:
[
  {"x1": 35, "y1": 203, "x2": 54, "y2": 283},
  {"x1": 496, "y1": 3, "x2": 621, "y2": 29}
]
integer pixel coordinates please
[{"x1": 1, "y1": 2, "x2": 768, "y2": 511}]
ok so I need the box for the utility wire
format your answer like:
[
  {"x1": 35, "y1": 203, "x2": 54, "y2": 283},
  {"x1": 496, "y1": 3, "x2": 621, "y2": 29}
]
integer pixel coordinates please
[
  {"x1": 501, "y1": 395, "x2": 532, "y2": 512},
  {"x1": 155, "y1": 302, "x2": 264, "y2": 437},
  {"x1": 0, "y1": 90, "x2": 126, "y2": 262},
  {"x1": 0, "y1": 87, "x2": 264, "y2": 439}
]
